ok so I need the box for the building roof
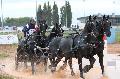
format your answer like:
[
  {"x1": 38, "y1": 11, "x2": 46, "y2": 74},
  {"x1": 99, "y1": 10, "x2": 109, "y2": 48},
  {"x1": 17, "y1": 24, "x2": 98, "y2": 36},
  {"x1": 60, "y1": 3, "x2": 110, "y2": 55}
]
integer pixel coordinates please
[{"x1": 77, "y1": 13, "x2": 120, "y2": 20}]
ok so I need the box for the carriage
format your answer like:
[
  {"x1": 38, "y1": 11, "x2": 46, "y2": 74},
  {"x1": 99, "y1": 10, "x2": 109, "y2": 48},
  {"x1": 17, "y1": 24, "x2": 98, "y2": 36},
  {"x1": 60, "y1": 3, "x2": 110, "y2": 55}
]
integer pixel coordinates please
[{"x1": 15, "y1": 22, "x2": 63, "y2": 74}]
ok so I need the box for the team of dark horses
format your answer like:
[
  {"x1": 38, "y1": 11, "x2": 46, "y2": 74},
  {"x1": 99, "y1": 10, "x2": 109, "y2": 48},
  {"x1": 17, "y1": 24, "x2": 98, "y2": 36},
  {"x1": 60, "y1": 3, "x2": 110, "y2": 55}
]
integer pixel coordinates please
[{"x1": 15, "y1": 15, "x2": 111, "y2": 79}]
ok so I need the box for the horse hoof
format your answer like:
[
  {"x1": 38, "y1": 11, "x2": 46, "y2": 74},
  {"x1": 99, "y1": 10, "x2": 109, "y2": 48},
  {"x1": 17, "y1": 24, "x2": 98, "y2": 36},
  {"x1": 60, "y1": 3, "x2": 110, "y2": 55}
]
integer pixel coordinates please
[
  {"x1": 36, "y1": 62, "x2": 40, "y2": 65},
  {"x1": 71, "y1": 72, "x2": 75, "y2": 76},
  {"x1": 80, "y1": 76, "x2": 85, "y2": 79},
  {"x1": 103, "y1": 72, "x2": 107, "y2": 77},
  {"x1": 80, "y1": 73, "x2": 84, "y2": 79},
  {"x1": 32, "y1": 71, "x2": 35, "y2": 75},
  {"x1": 51, "y1": 67, "x2": 56, "y2": 73},
  {"x1": 48, "y1": 65, "x2": 52, "y2": 69},
  {"x1": 60, "y1": 66, "x2": 65, "y2": 70},
  {"x1": 83, "y1": 65, "x2": 90, "y2": 73},
  {"x1": 44, "y1": 68, "x2": 47, "y2": 72},
  {"x1": 15, "y1": 65, "x2": 18, "y2": 70},
  {"x1": 15, "y1": 67, "x2": 18, "y2": 70}
]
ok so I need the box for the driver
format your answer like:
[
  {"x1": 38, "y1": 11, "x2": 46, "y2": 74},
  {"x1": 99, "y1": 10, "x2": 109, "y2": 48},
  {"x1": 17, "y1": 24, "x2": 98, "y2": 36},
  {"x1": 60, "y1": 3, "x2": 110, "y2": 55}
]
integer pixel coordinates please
[{"x1": 22, "y1": 18, "x2": 36, "y2": 37}]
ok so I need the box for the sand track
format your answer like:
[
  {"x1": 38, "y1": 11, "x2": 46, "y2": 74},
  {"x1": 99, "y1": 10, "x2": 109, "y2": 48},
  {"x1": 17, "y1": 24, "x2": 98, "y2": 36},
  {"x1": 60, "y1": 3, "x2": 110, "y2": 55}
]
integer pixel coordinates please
[{"x1": 0, "y1": 53, "x2": 108, "y2": 79}]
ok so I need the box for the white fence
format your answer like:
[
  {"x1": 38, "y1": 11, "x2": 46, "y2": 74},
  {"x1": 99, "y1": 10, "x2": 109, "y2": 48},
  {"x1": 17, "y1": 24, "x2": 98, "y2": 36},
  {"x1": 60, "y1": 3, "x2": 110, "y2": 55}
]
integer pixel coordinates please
[{"x1": 0, "y1": 34, "x2": 18, "y2": 44}]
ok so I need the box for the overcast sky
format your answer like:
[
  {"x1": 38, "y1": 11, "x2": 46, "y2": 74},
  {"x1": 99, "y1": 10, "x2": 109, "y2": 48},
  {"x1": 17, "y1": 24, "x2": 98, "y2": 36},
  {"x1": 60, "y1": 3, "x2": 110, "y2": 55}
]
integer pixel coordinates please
[{"x1": 1, "y1": 0, "x2": 120, "y2": 24}]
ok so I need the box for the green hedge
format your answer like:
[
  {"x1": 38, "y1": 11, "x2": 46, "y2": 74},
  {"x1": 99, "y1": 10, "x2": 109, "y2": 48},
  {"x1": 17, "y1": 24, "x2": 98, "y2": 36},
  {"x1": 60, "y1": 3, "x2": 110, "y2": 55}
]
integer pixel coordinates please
[
  {"x1": 116, "y1": 32, "x2": 120, "y2": 43},
  {"x1": 0, "y1": 75, "x2": 14, "y2": 79}
]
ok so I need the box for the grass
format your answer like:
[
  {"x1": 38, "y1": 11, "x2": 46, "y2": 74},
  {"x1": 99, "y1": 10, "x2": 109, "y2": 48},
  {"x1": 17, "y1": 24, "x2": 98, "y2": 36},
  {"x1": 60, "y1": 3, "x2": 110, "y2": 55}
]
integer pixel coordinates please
[
  {"x1": 116, "y1": 32, "x2": 120, "y2": 43},
  {"x1": 0, "y1": 75, "x2": 14, "y2": 79},
  {"x1": 0, "y1": 53, "x2": 9, "y2": 59},
  {"x1": 0, "y1": 32, "x2": 17, "y2": 35}
]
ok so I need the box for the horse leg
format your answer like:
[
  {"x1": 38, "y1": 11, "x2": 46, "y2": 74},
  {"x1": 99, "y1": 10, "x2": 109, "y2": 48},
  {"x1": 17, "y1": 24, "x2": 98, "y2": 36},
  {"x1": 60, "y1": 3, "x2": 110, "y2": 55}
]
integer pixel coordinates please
[
  {"x1": 24, "y1": 61, "x2": 27, "y2": 69},
  {"x1": 51, "y1": 55, "x2": 63, "y2": 72},
  {"x1": 15, "y1": 54, "x2": 19, "y2": 70},
  {"x1": 78, "y1": 57, "x2": 84, "y2": 79},
  {"x1": 24, "y1": 55, "x2": 28, "y2": 69},
  {"x1": 51, "y1": 58, "x2": 56, "y2": 73},
  {"x1": 54, "y1": 55, "x2": 63, "y2": 67},
  {"x1": 97, "y1": 52, "x2": 104, "y2": 76},
  {"x1": 68, "y1": 57, "x2": 75, "y2": 76},
  {"x1": 44, "y1": 57, "x2": 48, "y2": 72},
  {"x1": 31, "y1": 60, "x2": 35, "y2": 75},
  {"x1": 60, "y1": 57, "x2": 67, "y2": 70},
  {"x1": 48, "y1": 58, "x2": 52, "y2": 69},
  {"x1": 83, "y1": 56, "x2": 96, "y2": 73},
  {"x1": 15, "y1": 48, "x2": 21, "y2": 70}
]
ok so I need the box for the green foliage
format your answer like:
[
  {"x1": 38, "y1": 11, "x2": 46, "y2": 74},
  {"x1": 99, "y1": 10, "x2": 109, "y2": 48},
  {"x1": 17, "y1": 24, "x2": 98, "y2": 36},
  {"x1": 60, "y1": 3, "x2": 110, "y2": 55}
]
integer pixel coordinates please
[
  {"x1": 4, "y1": 17, "x2": 31, "y2": 26},
  {"x1": 60, "y1": 1, "x2": 72, "y2": 28},
  {"x1": 0, "y1": 32, "x2": 16, "y2": 35},
  {"x1": 52, "y1": 2, "x2": 59, "y2": 25},
  {"x1": 43, "y1": 3, "x2": 47, "y2": 20},
  {"x1": 116, "y1": 32, "x2": 120, "y2": 43},
  {"x1": 60, "y1": 6, "x2": 66, "y2": 26},
  {"x1": 1, "y1": 2, "x2": 72, "y2": 28},
  {"x1": 37, "y1": 2, "x2": 52, "y2": 26},
  {"x1": 0, "y1": 53, "x2": 9, "y2": 59},
  {"x1": 0, "y1": 75, "x2": 14, "y2": 79},
  {"x1": 46, "y1": 2, "x2": 52, "y2": 26},
  {"x1": 66, "y1": 1, "x2": 72, "y2": 28},
  {"x1": 37, "y1": 4, "x2": 43, "y2": 23}
]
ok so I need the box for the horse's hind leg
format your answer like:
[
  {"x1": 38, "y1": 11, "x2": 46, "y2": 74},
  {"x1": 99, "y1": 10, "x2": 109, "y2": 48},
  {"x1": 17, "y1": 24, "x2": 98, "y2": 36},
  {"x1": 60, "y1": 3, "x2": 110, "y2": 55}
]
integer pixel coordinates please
[
  {"x1": 68, "y1": 57, "x2": 75, "y2": 76},
  {"x1": 51, "y1": 55, "x2": 63, "y2": 72},
  {"x1": 15, "y1": 54, "x2": 19, "y2": 70},
  {"x1": 51, "y1": 58, "x2": 56, "y2": 72},
  {"x1": 44, "y1": 57, "x2": 48, "y2": 72},
  {"x1": 31, "y1": 61, "x2": 35, "y2": 75},
  {"x1": 55, "y1": 55, "x2": 63, "y2": 67},
  {"x1": 78, "y1": 57, "x2": 84, "y2": 79},
  {"x1": 48, "y1": 58, "x2": 52, "y2": 69},
  {"x1": 83, "y1": 56, "x2": 96, "y2": 73},
  {"x1": 24, "y1": 61, "x2": 27, "y2": 69},
  {"x1": 60, "y1": 57, "x2": 67, "y2": 70}
]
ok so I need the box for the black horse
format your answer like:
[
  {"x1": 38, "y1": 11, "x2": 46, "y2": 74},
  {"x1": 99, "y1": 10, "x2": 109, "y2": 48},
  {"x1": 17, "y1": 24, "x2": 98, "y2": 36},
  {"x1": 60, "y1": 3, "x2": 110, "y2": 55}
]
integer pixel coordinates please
[
  {"x1": 15, "y1": 32, "x2": 47, "y2": 74},
  {"x1": 82, "y1": 15, "x2": 111, "y2": 77},
  {"x1": 39, "y1": 20, "x2": 48, "y2": 36},
  {"x1": 16, "y1": 20, "x2": 64, "y2": 74},
  {"x1": 47, "y1": 15, "x2": 99, "y2": 78},
  {"x1": 48, "y1": 23, "x2": 64, "y2": 40}
]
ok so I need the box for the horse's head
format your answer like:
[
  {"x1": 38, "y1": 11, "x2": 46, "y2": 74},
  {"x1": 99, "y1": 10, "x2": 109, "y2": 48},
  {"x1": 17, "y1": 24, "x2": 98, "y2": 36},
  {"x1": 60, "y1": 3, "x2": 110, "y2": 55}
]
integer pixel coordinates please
[
  {"x1": 84, "y1": 15, "x2": 99, "y2": 37},
  {"x1": 99, "y1": 15, "x2": 111, "y2": 37},
  {"x1": 51, "y1": 23, "x2": 63, "y2": 37}
]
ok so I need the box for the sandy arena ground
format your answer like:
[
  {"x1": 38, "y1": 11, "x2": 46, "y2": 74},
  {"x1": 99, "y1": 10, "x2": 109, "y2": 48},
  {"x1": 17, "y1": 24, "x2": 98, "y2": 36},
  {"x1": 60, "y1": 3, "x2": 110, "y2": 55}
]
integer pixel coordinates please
[{"x1": 0, "y1": 44, "x2": 119, "y2": 79}]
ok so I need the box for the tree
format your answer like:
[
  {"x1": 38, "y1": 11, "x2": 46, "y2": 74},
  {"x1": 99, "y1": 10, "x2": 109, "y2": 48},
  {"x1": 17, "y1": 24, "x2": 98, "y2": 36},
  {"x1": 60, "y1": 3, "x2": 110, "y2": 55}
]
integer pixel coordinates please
[
  {"x1": 52, "y1": 2, "x2": 59, "y2": 25},
  {"x1": 46, "y1": 1, "x2": 52, "y2": 26},
  {"x1": 60, "y1": 6, "x2": 65, "y2": 26},
  {"x1": 4, "y1": 17, "x2": 31, "y2": 26},
  {"x1": 43, "y1": 3, "x2": 47, "y2": 20},
  {"x1": 37, "y1": 4, "x2": 43, "y2": 24},
  {"x1": 60, "y1": 1, "x2": 72, "y2": 28},
  {"x1": 66, "y1": 1, "x2": 72, "y2": 28}
]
